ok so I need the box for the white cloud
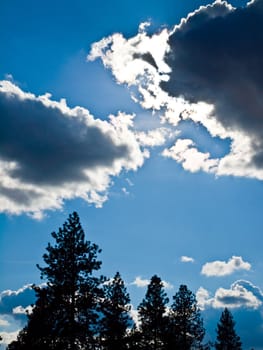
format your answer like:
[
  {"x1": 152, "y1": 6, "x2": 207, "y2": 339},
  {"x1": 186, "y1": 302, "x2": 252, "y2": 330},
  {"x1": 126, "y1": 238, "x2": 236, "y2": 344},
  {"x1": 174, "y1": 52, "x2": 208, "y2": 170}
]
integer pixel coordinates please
[
  {"x1": 196, "y1": 286, "x2": 211, "y2": 310},
  {"x1": 0, "y1": 284, "x2": 36, "y2": 321},
  {"x1": 87, "y1": 23, "x2": 177, "y2": 117},
  {"x1": 135, "y1": 127, "x2": 175, "y2": 147},
  {"x1": 88, "y1": 24, "x2": 170, "y2": 86},
  {"x1": 131, "y1": 276, "x2": 150, "y2": 288},
  {"x1": 88, "y1": 1, "x2": 263, "y2": 183},
  {"x1": 0, "y1": 318, "x2": 10, "y2": 327},
  {"x1": 0, "y1": 284, "x2": 33, "y2": 300},
  {"x1": 0, "y1": 81, "x2": 149, "y2": 218},
  {"x1": 181, "y1": 255, "x2": 195, "y2": 263},
  {"x1": 162, "y1": 280, "x2": 174, "y2": 290},
  {"x1": 12, "y1": 305, "x2": 33, "y2": 315},
  {"x1": 197, "y1": 280, "x2": 263, "y2": 310},
  {"x1": 201, "y1": 256, "x2": 251, "y2": 277},
  {"x1": 131, "y1": 276, "x2": 173, "y2": 289},
  {"x1": 162, "y1": 139, "x2": 219, "y2": 173},
  {"x1": 121, "y1": 187, "x2": 130, "y2": 196},
  {"x1": 129, "y1": 304, "x2": 139, "y2": 326},
  {"x1": 0, "y1": 331, "x2": 20, "y2": 346}
]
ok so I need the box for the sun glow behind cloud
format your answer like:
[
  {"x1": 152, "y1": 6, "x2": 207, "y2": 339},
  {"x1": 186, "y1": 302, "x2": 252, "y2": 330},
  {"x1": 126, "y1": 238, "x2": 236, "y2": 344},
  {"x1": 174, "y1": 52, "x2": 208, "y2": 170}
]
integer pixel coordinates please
[{"x1": 89, "y1": 0, "x2": 263, "y2": 185}]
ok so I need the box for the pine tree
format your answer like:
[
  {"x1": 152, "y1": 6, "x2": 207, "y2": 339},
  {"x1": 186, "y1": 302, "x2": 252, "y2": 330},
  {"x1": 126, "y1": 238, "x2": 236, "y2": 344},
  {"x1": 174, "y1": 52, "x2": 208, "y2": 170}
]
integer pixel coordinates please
[
  {"x1": 137, "y1": 275, "x2": 169, "y2": 350},
  {"x1": 215, "y1": 308, "x2": 242, "y2": 350},
  {"x1": 8, "y1": 212, "x2": 105, "y2": 350},
  {"x1": 167, "y1": 284, "x2": 205, "y2": 350},
  {"x1": 99, "y1": 272, "x2": 132, "y2": 350}
]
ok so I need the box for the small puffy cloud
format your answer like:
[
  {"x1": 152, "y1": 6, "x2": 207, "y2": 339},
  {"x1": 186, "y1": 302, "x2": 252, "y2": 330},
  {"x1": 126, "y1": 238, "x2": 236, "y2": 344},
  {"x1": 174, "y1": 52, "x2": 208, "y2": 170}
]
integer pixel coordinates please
[
  {"x1": 163, "y1": 139, "x2": 219, "y2": 173},
  {"x1": 201, "y1": 256, "x2": 251, "y2": 277},
  {"x1": 181, "y1": 255, "x2": 195, "y2": 263},
  {"x1": 162, "y1": 280, "x2": 174, "y2": 290},
  {"x1": 131, "y1": 276, "x2": 173, "y2": 289},
  {"x1": 131, "y1": 276, "x2": 150, "y2": 288},
  {"x1": 1, "y1": 331, "x2": 20, "y2": 347},
  {"x1": 197, "y1": 280, "x2": 263, "y2": 310},
  {"x1": 12, "y1": 305, "x2": 33, "y2": 315},
  {"x1": 121, "y1": 187, "x2": 130, "y2": 196},
  {"x1": 0, "y1": 80, "x2": 148, "y2": 217}
]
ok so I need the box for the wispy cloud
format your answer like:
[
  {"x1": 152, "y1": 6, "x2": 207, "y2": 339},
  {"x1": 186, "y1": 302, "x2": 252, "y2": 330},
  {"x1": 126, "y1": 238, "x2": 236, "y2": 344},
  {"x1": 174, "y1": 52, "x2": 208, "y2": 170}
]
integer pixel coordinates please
[{"x1": 201, "y1": 256, "x2": 251, "y2": 277}]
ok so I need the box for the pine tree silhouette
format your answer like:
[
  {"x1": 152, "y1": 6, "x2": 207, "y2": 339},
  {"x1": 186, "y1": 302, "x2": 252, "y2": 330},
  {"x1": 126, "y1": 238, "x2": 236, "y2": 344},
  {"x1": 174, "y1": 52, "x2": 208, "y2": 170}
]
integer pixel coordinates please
[
  {"x1": 167, "y1": 284, "x2": 205, "y2": 350},
  {"x1": 215, "y1": 308, "x2": 242, "y2": 350},
  {"x1": 137, "y1": 275, "x2": 169, "y2": 350},
  {"x1": 100, "y1": 272, "x2": 132, "y2": 350},
  {"x1": 7, "y1": 212, "x2": 105, "y2": 350}
]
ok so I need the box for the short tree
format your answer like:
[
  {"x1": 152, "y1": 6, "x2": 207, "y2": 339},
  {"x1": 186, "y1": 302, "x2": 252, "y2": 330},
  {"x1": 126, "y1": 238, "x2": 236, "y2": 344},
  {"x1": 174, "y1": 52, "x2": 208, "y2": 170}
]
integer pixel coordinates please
[
  {"x1": 167, "y1": 284, "x2": 205, "y2": 350},
  {"x1": 100, "y1": 272, "x2": 132, "y2": 350},
  {"x1": 137, "y1": 275, "x2": 169, "y2": 350},
  {"x1": 215, "y1": 308, "x2": 242, "y2": 350}
]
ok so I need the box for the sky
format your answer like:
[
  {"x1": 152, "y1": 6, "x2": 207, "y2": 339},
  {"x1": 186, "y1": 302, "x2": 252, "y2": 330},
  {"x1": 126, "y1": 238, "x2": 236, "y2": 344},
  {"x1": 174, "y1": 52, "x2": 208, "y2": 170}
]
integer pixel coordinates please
[{"x1": 1, "y1": 0, "x2": 263, "y2": 348}]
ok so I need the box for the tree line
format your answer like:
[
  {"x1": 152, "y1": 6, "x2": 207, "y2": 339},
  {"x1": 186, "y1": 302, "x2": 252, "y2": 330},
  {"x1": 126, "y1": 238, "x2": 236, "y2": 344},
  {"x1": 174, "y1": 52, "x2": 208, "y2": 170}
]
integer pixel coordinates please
[{"x1": 6, "y1": 212, "x2": 242, "y2": 350}]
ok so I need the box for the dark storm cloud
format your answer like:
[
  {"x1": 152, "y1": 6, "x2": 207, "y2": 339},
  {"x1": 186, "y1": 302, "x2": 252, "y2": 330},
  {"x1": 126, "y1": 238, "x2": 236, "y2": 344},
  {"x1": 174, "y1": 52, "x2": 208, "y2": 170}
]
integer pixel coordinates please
[
  {"x1": 0, "y1": 186, "x2": 41, "y2": 205},
  {"x1": 0, "y1": 86, "x2": 128, "y2": 186},
  {"x1": 161, "y1": 0, "x2": 263, "y2": 167}
]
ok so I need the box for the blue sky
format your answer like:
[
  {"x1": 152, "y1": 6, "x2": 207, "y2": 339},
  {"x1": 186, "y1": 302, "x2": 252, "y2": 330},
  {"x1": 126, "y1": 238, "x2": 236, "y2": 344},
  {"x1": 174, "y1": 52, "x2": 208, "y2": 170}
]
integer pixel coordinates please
[{"x1": 1, "y1": 0, "x2": 263, "y2": 348}]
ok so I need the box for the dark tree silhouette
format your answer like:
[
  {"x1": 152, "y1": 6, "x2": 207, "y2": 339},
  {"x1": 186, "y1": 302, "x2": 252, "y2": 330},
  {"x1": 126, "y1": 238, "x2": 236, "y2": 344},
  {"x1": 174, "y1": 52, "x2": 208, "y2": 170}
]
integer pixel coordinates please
[
  {"x1": 8, "y1": 212, "x2": 105, "y2": 350},
  {"x1": 215, "y1": 308, "x2": 242, "y2": 350},
  {"x1": 167, "y1": 284, "x2": 205, "y2": 350},
  {"x1": 99, "y1": 272, "x2": 132, "y2": 350},
  {"x1": 137, "y1": 275, "x2": 169, "y2": 350}
]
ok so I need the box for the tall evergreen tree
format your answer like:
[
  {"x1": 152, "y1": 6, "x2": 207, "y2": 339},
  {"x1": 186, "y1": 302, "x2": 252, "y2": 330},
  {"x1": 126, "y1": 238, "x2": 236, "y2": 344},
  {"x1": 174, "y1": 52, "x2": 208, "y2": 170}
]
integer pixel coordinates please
[
  {"x1": 99, "y1": 272, "x2": 132, "y2": 350},
  {"x1": 8, "y1": 212, "x2": 105, "y2": 350},
  {"x1": 215, "y1": 308, "x2": 242, "y2": 350},
  {"x1": 167, "y1": 284, "x2": 205, "y2": 350},
  {"x1": 137, "y1": 275, "x2": 169, "y2": 350}
]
